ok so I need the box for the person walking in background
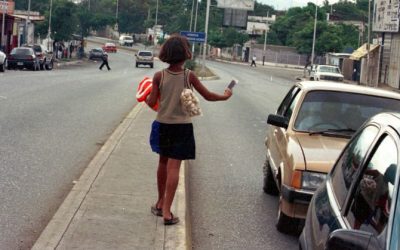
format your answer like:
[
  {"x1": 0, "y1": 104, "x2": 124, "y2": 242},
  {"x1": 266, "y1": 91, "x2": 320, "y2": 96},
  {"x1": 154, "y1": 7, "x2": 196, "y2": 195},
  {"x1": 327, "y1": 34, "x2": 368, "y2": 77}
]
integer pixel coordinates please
[
  {"x1": 99, "y1": 52, "x2": 111, "y2": 70},
  {"x1": 251, "y1": 54, "x2": 257, "y2": 67},
  {"x1": 146, "y1": 35, "x2": 232, "y2": 226}
]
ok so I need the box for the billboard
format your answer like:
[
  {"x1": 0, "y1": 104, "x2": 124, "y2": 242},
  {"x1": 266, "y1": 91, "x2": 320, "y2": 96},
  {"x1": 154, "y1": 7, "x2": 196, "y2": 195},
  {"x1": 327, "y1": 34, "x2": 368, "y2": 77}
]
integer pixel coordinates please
[
  {"x1": 373, "y1": 0, "x2": 400, "y2": 32},
  {"x1": 0, "y1": 1, "x2": 15, "y2": 15},
  {"x1": 223, "y1": 9, "x2": 248, "y2": 28},
  {"x1": 217, "y1": 0, "x2": 255, "y2": 11}
]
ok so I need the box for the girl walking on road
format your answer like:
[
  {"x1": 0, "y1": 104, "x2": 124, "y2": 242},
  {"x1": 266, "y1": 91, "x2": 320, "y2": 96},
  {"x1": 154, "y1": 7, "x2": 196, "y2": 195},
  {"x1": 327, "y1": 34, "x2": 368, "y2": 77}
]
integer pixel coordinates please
[{"x1": 146, "y1": 35, "x2": 232, "y2": 225}]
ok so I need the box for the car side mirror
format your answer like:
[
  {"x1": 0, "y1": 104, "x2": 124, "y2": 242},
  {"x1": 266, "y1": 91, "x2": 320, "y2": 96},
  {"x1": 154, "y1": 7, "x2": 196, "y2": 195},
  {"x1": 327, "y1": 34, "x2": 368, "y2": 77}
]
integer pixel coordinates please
[
  {"x1": 267, "y1": 114, "x2": 288, "y2": 129},
  {"x1": 326, "y1": 229, "x2": 374, "y2": 250}
]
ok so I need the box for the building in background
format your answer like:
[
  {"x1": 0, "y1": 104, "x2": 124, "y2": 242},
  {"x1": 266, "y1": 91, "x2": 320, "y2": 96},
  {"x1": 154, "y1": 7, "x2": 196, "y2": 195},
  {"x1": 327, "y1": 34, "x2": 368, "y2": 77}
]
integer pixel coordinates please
[
  {"x1": 1, "y1": 1, "x2": 44, "y2": 54},
  {"x1": 373, "y1": 0, "x2": 400, "y2": 89}
]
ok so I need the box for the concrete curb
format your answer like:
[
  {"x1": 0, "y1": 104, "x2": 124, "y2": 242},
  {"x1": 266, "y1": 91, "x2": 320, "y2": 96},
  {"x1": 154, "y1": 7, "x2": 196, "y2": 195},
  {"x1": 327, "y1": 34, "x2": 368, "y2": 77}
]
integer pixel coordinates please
[{"x1": 32, "y1": 103, "x2": 144, "y2": 249}]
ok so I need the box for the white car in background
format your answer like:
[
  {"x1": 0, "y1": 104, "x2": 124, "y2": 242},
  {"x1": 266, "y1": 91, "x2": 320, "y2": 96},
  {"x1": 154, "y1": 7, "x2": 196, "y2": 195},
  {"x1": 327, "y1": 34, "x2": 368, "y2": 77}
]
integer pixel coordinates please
[
  {"x1": 119, "y1": 35, "x2": 134, "y2": 46},
  {"x1": 0, "y1": 50, "x2": 6, "y2": 72},
  {"x1": 310, "y1": 65, "x2": 344, "y2": 82}
]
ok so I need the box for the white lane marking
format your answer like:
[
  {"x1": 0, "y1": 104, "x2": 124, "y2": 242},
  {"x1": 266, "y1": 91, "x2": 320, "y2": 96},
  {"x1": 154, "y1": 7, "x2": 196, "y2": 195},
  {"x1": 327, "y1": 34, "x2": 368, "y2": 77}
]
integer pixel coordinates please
[{"x1": 0, "y1": 95, "x2": 7, "y2": 100}]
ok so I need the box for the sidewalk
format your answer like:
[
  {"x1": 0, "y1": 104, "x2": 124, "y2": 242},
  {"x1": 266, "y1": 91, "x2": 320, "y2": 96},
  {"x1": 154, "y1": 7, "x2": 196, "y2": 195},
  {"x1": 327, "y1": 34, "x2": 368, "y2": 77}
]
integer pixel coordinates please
[{"x1": 32, "y1": 103, "x2": 190, "y2": 250}]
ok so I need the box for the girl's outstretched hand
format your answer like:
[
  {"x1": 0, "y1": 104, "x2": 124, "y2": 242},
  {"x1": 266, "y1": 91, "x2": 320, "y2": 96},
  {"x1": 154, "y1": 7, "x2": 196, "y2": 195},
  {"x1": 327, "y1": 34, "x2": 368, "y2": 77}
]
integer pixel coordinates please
[{"x1": 224, "y1": 88, "x2": 233, "y2": 100}]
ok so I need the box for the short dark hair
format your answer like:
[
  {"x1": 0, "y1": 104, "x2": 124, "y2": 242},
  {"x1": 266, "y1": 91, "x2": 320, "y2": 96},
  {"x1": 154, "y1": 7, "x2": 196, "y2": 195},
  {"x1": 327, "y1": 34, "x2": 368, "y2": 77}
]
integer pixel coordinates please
[{"x1": 159, "y1": 35, "x2": 192, "y2": 64}]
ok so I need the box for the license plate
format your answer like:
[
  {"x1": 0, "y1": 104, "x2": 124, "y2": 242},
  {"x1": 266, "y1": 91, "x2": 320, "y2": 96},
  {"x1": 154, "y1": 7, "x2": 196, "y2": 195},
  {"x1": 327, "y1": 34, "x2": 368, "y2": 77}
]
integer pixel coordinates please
[{"x1": 17, "y1": 62, "x2": 23, "y2": 66}]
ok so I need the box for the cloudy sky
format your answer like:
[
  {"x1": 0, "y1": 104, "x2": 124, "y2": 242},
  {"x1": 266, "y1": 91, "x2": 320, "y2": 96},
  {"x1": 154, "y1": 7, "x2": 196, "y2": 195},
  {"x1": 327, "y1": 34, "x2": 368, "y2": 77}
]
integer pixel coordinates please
[{"x1": 258, "y1": 0, "x2": 341, "y2": 10}]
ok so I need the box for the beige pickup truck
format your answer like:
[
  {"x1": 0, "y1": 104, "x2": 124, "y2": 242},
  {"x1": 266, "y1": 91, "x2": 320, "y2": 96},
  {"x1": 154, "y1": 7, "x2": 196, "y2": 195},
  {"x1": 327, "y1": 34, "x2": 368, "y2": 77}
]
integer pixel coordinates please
[{"x1": 263, "y1": 81, "x2": 400, "y2": 234}]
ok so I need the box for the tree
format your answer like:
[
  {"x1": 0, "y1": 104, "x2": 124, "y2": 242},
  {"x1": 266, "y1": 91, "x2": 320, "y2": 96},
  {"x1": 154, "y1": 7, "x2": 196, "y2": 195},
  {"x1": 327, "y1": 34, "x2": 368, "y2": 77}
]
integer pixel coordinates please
[{"x1": 51, "y1": 0, "x2": 78, "y2": 41}]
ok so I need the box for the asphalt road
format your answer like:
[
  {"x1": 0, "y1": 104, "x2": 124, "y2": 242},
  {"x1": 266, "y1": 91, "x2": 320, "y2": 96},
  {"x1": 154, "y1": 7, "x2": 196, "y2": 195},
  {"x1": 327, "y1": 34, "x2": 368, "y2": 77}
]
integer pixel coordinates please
[
  {"x1": 0, "y1": 43, "x2": 303, "y2": 249},
  {"x1": 188, "y1": 61, "x2": 302, "y2": 249},
  {"x1": 0, "y1": 43, "x2": 159, "y2": 249}
]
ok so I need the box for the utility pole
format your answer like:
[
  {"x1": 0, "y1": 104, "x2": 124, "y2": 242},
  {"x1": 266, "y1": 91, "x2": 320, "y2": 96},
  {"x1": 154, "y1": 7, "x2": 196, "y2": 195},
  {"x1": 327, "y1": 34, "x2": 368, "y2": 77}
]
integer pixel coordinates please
[
  {"x1": 155, "y1": 0, "x2": 159, "y2": 27},
  {"x1": 47, "y1": 0, "x2": 53, "y2": 51},
  {"x1": 202, "y1": 0, "x2": 210, "y2": 72},
  {"x1": 311, "y1": 2, "x2": 317, "y2": 65},
  {"x1": 190, "y1": 0, "x2": 194, "y2": 31},
  {"x1": 26, "y1": 0, "x2": 31, "y2": 44},
  {"x1": 115, "y1": 0, "x2": 119, "y2": 37},
  {"x1": 191, "y1": 0, "x2": 199, "y2": 54},
  {"x1": 1, "y1": 0, "x2": 6, "y2": 51},
  {"x1": 263, "y1": 11, "x2": 269, "y2": 65}
]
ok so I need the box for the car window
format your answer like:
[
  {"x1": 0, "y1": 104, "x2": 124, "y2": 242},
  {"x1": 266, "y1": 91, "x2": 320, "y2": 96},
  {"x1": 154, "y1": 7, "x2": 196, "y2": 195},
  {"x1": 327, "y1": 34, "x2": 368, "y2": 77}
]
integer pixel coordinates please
[
  {"x1": 276, "y1": 86, "x2": 300, "y2": 116},
  {"x1": 346, "y1": 134, "x2": 397, "y2": 237},
  {"x1": 293, "y1": 91, "x2": 400, "y2": 132},
  {"x1": 12, "y1": 48, "x2": 33, "y2": 55},
  {"x1": 319, "y1": 66, "x2": 340, "y2": 73},
  {"x1": 389, "y1": 170, "x2": 400, "y2": 250},
  {"x1": 138, "y1": 51, "x2": 153, "y2": 57},
  {"x1": 330, "y1": 125, "x2": 379, "y2": 208}
]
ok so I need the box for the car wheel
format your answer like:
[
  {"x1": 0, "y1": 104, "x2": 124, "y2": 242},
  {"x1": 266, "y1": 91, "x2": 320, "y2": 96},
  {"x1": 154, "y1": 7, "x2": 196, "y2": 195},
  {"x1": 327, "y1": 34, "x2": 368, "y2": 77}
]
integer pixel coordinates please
[
  {"x1": 46, "y1": 60, "x2": 53, "y2": 70},
  {"x1": 276, "y1": 196, "x2": 302, "y2": 235},
  {"x1": 263, "y1": 159, "x2": 279, "y2": 195},
  {"x1": 136, "y1": 63, "x2": 138, "y2": 68},
  {"x1": 40, "y1": 62, "x2": 45, "y2": 70},
  {"x1": 150, "y1": 63, "x2": 154, "y2": 68},
  {"x1": 0, "y1": 62, "x2": 4, "y2": 72}
]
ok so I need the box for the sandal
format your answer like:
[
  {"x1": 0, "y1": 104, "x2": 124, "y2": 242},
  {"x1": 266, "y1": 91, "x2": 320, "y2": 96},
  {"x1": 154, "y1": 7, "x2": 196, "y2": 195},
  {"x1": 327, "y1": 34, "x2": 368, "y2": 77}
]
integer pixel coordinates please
[
  {"x1": 151, "y1": 205, "x2": 163, "y2": 217},
  {"x1": 164, "y1": 213, "x2": 179, "y2": 226}
]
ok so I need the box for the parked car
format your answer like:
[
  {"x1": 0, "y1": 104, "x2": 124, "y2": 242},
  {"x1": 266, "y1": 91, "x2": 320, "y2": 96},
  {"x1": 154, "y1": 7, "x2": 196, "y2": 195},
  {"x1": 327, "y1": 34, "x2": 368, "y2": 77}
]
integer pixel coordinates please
[
  {"x1": 0, "y1": 50, "x2": 6, "y2": 72},
  {"x1": 102, "y1": 43, "x2": 117, "y2": 53},
  {"x1": 299, "y1": 112, "x2": 400, "y2": 250},
  {"x1": 135, "y1": 50, "x2": 154, "y2": 68},
  {"x1": 89, "y1": 48, "x2": 105, "y2": 60},
  {"x1": 23, "y1": 44, "x2": 53, "y2": 70},
  {"x1": 119, "y1": 35, "x2": 134, "y2": 46},
  {"x1": 310, "y1": 65, "x2": 344, "y2": 82},
  {"x1": 7, "y1": 47, "x2": 40, "y2": 71},
  {"x1": 263, "y1": 81, "x2": 400, "y2": 234}
]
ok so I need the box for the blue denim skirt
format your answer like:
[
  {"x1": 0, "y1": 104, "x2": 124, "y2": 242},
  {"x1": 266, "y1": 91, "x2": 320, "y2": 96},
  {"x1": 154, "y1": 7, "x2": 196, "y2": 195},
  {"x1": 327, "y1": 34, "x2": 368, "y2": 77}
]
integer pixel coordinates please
[{"x1": 150, "y1": 121, "x2": 195, "y2": 160}]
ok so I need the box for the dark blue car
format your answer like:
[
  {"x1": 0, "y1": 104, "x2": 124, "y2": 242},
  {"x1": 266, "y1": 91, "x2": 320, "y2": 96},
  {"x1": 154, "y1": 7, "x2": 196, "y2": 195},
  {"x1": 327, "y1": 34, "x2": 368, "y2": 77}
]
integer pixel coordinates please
[{"x1": 300, "y1": 112, "x2": 400, "y2": 250}]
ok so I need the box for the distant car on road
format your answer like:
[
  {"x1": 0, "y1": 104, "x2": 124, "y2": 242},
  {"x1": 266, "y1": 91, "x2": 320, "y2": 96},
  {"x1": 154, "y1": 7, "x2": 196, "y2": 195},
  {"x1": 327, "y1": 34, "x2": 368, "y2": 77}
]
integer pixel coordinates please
[
  {"x1": 0, "y1": 50, "x2": 6, "y2": 72},
  {"x1": 119, "y1": 35, "x2": 134, "y2": 46},
  {"x1": 135, "y1": 50, "x2": 154, "y2": 68},
  {"x1": 102, "y1": 43, "x2": 117, "y2": 53},
  {"x1": 23, "y1": 44, "x2": 53, "y2": 70},
  {"x1": 300, "y1": 112, "x2": 400, "y2": 250},
  {"x1": 310, "y1": 65, "x2": 344, "y2": 82},
  {"x1": 89, "y1": 48, "x2": 105, "y2": 60},
  {"x1": 7, "y1": 47, "x2": 40, "y2": 71},
  {"x1": 263, "y1": 81, "x2": 400, "y2": 234}
]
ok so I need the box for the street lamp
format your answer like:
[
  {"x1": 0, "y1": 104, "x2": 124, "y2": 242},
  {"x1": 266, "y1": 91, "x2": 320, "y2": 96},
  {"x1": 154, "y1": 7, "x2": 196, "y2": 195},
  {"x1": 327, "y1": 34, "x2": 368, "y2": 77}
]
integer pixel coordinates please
[{"x1": 311, "y1": 1, "x2": 317, "y2": 65}]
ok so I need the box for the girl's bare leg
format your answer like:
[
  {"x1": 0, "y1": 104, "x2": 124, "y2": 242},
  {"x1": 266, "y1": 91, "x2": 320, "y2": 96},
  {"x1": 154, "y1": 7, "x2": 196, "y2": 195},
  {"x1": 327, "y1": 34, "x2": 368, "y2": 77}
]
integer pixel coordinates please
[
  {"x1": 162, "y1": 158, "x2": 181, "y2": 219},
  {"x1": 156, "y1": 156, "x2": 168, "y2": 209}
]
